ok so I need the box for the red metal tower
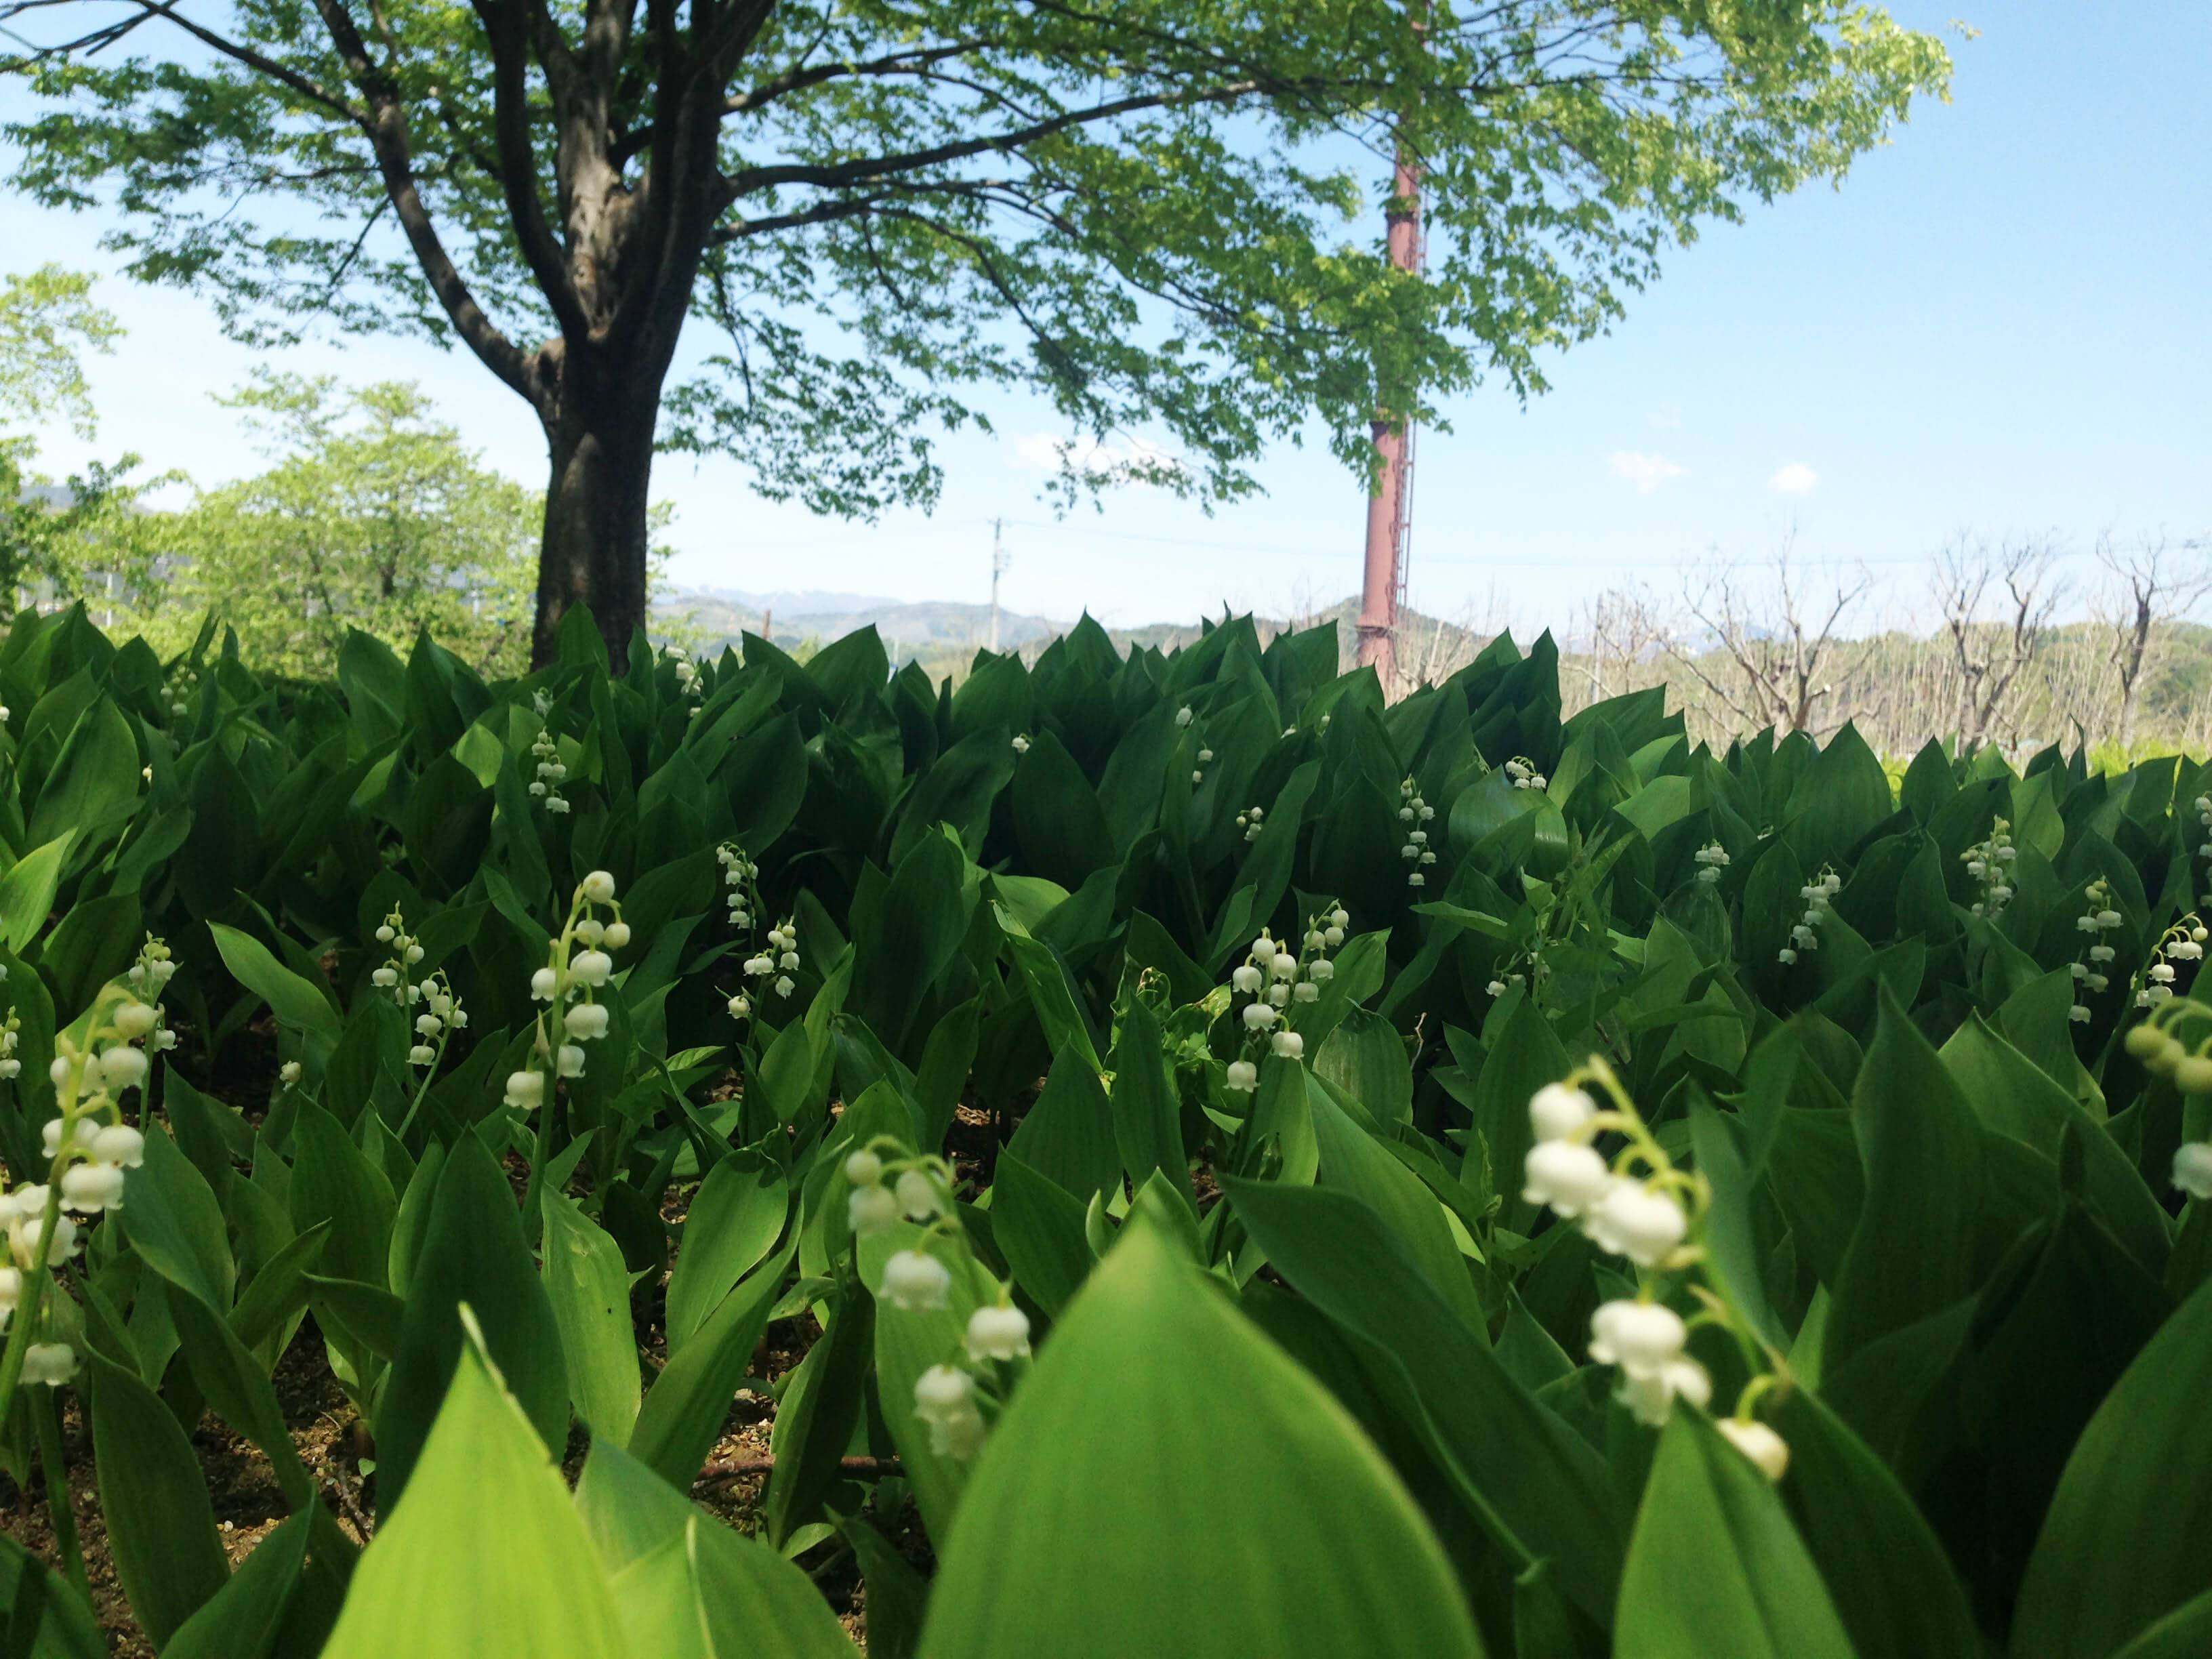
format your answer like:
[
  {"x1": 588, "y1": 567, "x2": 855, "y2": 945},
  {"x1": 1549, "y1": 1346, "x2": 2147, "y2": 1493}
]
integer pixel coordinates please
[{"x1": 1355, "y1": 141, "x2": 1424, "y2": 695}]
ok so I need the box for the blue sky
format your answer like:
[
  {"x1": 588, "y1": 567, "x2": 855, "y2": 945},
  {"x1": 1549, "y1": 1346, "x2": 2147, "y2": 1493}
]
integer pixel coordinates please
[{"x1": 5, "y1": 2, "x2": 2206, "y2": 634}]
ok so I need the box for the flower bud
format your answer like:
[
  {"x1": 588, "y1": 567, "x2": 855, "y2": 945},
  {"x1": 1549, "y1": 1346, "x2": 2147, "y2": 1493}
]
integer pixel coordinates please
[
  {"x1": 2174, "y1": 1142, "x2": 2212, "y2": 1201},
  {"x1": 844, "y1": 1149, "x2": 884, "y2": 1188},
  {"x1": 2175, "y1": 1056, "x2": 2212, "y2": 1094},
  {"x1": 581, "y1": 870, "x2": 617, "y2": 903},
  {"x1": 603, "y1": 921, "x2": 632, "y2": 950},
  {"x1": 47, "y1": 1057, "x2": 71, "y2": 1088},
  {"x1": 279, "y1": 1061, "x2": 302, "y2": 1086},
  {"x1": 1717, "y1": 1418, "x2": 1791, "y2": 1482},
  {"x1": 112, "y1": 1001, "x2": 159, "y2": 1039}
]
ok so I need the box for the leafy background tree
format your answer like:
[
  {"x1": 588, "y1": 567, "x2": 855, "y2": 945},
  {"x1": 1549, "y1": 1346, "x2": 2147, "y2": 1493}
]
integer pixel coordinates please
[
  {"x1": 2, "y1": 0, "x2": 1950, "y2": 665},
  {"x1": 0, "y1": 262, "x2": 164, "y2": 607},
  {"x1": 138, "y1": 375, "x2": 544, "y2": 676}
]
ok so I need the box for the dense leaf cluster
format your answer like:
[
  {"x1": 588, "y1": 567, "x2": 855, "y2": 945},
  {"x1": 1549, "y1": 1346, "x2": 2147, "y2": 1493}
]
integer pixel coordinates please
[{"x1": 0, "y1": 601, "x2": 2205, "y2": 1657}]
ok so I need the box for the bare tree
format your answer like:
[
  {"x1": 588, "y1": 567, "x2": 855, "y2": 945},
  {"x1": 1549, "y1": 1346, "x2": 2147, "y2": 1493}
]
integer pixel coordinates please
[
  {"x1": 1669, "y1": 540, "x2": 1872, "y2": 737},
  {"x1": 1571, "y1": 586, "x2": 1672, "y2": 711},
  {"x1": 1933, "y1": 535, "x2": 2066, "y2": 748},
  {"x1": 2093, "y1": 533, "x2": 2212, "y2": 752}
]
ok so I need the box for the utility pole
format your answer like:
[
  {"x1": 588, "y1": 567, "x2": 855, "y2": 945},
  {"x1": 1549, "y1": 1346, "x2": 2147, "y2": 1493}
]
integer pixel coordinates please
[
  {"x1": 989, "y1": 518, "x2": 1011, "y2": 653},
  {"x1": 1355, "y1": 34, "x2": 1425, "y2": 698}
]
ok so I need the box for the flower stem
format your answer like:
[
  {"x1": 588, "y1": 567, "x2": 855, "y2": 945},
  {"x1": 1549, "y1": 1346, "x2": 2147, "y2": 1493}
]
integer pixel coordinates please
[{"x1": 31, "y1": 1387, "x2": 87, "y2": 1595}]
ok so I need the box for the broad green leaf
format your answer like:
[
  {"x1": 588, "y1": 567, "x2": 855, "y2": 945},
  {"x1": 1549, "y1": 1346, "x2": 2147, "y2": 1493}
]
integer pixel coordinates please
[
  {"x1": 87, "y1": 1349, "x2": 230, "y2": 1645},
  {"x1": 319, "y1": 1328, "x2": 633, "y2": 1659},
  {"x1": 664, "y1": 1153, "x2": 787, "y2": 1353},
  {"x1": 0, "y1": 1529, "x2": 108, "y2": 1658},
  {"x1": 629, "y1": 1237, "x2": 796, "y2": 1487},
  {"x1": 0, "y1": 832, "x2": 72, "y2": 951},
  {"x1": 1616, "y1": 1414, "x2": 1855, "y2": 1659},
  {"x1": 209, "y1": 922, "x2": 341, "y2": 1039},
  {"x1": 918, "y1": 1217, "x2": 1483, "y2": 1658},
  {"x1": 2013, "y1": 1274, "x2": 2212, "y2": 1657},
  {"x1": 159, "y1": 1508, "x2": 314, "y2": 1659},
  {"x1": 375, "y1": 1136, "x2": 569, "y2": 1511},
  {"x1": 541, "y1": 1190, "x2": 642, "y2": 1444}
]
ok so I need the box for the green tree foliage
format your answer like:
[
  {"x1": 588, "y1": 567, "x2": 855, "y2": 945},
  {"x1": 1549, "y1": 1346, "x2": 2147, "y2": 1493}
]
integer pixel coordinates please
[
  {"x1": 1, "y1": 1, "x2": 1950, "y2": 663},
  {"x1": 0, "y1": 264, "x2": 162, "y2": 608},
  {"x1": 143, "y1": 376, "x2": 541, "y2": 676}
]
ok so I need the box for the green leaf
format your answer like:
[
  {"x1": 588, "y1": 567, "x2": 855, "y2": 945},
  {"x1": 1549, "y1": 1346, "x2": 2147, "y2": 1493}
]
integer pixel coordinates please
[
  {"x1": 159, "y1": 1509, "x2": 314, "y2": 1659},
  {"x1": 664, "y1": 1153, "x2": 788, "y2": 1354},
  {"x1": 2013, "y1": 1275, "x2": 2212, "y2": 1658},
  {"x1": 1769, "y1": 1389, "x2": 1980, "y2": 1659},
  {"x1": 87, "y1": 1347, "x2": 230, "y2": 1646},
  {"x1": 629, "y1": 1238, "x2": 796, "y2": 1488},
  {"x1": 1312, "y1": 1007, "x2": 1413, "y2": 1125},
  {"x1": 0, "y1": 1530, "x2": 109, "y2": 1658},
  {"x1": 917, "y1": 1216, "x2": 1483, "y2": 1659},
  {"x1": 541, "y1": 1189, "x2": 642, "y2": 1445},
  {"x1": 762, "y1": 1292, "x2": 875, "y2": 1549},
  {"x1": 1615, "y1": 1414, "x2": 1855, "y2": 1659},
  {"x1": 611, "y1": 1518, "x2": 861, "y2": 1659},
  {"x1": 989, "y1": 1149, "x2": 1094, "y2": 1317},
  {"x1": 208, "y1": 922, "x2": 340, "y2": 1039},
  {"x1": 375, "y1": 1136, "x2": 569, "y2": 1511},
  {"x1": 118, "y1": 1122, "x2": 236, "y2": 1312},
  {"x1": 1228, "y1": 1177, "x2": 1626, "y2": 1626},
  {"x1": 28, "y1": 696, "x2": 138, "y2": 853},
  {"x1": 1105, "y1": 981, "x2": 1193, "y2": 1206},
  {"x1": 0, "y1": 832, "x2": 72, "y2": 952},
  {"x1": 1824, "y1": 985, "x2": 1985, "y2": 1371},
  {"x1": 319, "y1": 1324, "x2": 634, "y2": 1659}
]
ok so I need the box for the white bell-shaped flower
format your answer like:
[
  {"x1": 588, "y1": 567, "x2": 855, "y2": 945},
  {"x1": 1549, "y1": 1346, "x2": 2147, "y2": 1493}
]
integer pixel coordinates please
[
  {"x1": 844, "y1": 1149, "x2": 884, "y2": 1188},
  {"x1": 1584, "y1": 1181, "x2": 1689, "y2": 1267},
  {"x1": 895, "y1": 1169, "x2": 943, "y2": 1221},
  {"x1": 61, "y1": 1162, "x2": 127, "y2": 1214},
  {"x1": 880, "y1": 1248, "x2": 952, "y2": 1311},
  {"x1": 505, "y1": 1071, "x2": 546, "y2": 1110},
  {"x1": 530, "y1": 967, "x2": 558, "y2": 1000},
  {"x1": 112, "y1": 1000, "x2": 159, "y2": 1039},
  {"x1": 564, "y1": 1002, "x2": 611, "y2": 1041},
  {"x1": 912, "y1": 1364, "x2": 986, "y2": 1457},
  {"x1": 1225, "y1": 1060, "x2": 1258, "y2": 1092},
  {"x1": 965, "y1": 1303, "x2": 1032, "y2": 1364},
  {"x1": 1528, "y1": 1083, "x2": 1597, "y2": 1143},
  {"x1": 1521, "y1": 1142, "x2": 1611, "y2": 1217},
  {"x1": 90, "y1": 1124, "x2": 145, "y2": 1168},
  {"x1": 20, "y1": 1342, "x2": 79, "y2": 1387},
  {"x1": 1616, "y1": 1355, "x2": 1711, "y2": 1426},
  {"x1": 97, "y1": 1046, "x2": 149, "y2": 1094},
  {"x1": 1588, "y1": 1299, "x2": 1687, "y2": 1376},
  {"x1": 1231, "y1": 965, "x2": 1263, "y2": 994},
  {"x1": 1271, "y1": 1030, "x2": 1304, "y2": 1059},
  {"x1": 1241, "y1": 1002, "x2": 1277, "y2": 1031},
  {"x1": 848, "y1": 1183, "x2": 901, "y2": 1237},
  {"x1": 571, "y1": 949, "x2": 613, "y2": 987}
]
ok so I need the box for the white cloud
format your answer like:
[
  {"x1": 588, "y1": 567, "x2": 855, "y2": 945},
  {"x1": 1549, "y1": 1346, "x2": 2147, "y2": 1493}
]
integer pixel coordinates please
[
  {"x1": 1768, "y1": 462, "x2": 1819, "y2": 495},
  {"x1": 1608, "y1": 451, "x2": 1686, "y2": 495}
]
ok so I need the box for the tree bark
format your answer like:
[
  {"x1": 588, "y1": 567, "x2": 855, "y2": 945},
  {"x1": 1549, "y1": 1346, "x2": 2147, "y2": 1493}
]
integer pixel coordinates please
[{"x1": 533, "y1": 356, "x2": 657, "y2": 672}]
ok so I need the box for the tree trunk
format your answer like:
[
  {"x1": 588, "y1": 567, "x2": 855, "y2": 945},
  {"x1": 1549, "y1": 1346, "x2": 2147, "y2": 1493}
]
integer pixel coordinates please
[{"x1": 533, "y1": 365, "x2": 657, "y2": 672}]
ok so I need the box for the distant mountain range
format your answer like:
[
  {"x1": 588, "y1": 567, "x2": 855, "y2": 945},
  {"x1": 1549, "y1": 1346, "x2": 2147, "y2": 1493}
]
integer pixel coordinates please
[
  {"x1": 655, "y1": 586, "x2": 1071, "y2": 658},
  {"x1": 652, "y1": 585, "x2": 1495, "y2": 684}
]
